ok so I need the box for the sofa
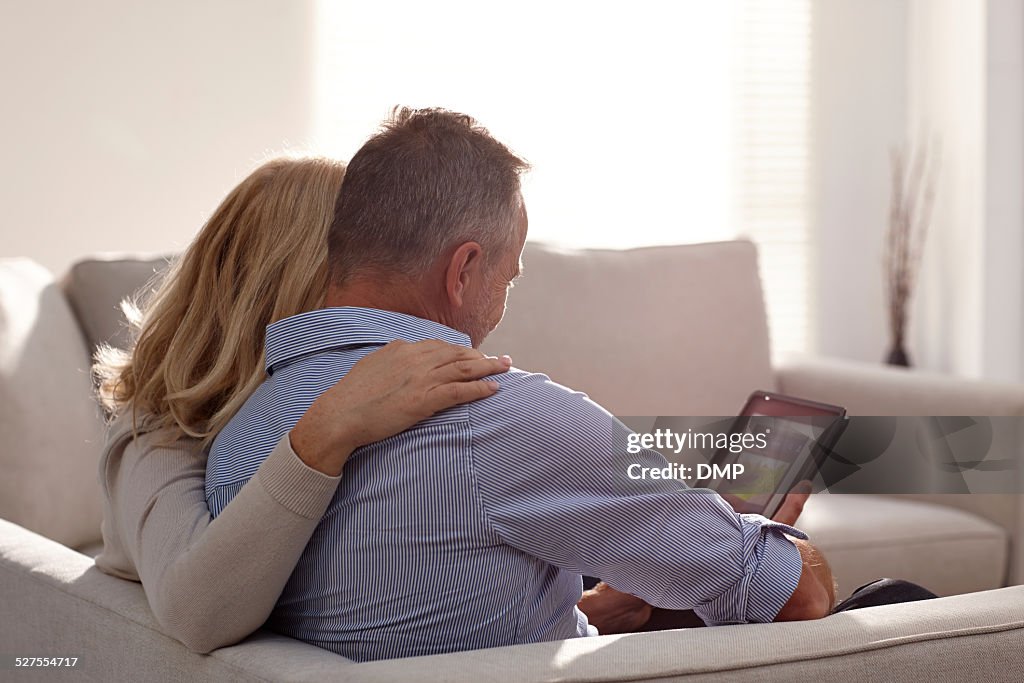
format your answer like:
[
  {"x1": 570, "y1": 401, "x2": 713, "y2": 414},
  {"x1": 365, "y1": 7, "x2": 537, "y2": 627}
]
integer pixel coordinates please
[{"x1": 2, "y1": 239, "x2": 1023, "y2": 681}]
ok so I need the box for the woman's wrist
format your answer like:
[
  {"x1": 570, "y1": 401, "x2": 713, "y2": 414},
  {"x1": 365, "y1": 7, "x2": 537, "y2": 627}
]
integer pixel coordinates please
[{"x1": 288, "y1": 411, "x2": 358, "y2": 476}]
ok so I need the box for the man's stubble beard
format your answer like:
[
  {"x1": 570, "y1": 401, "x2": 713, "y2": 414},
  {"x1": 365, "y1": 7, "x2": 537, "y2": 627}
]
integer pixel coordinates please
[
  {"x1": 456, "y1": 311, "x2": 492, "y2": 349},
  {"x1": 450, "y1": 299, "x2": 498, "y2": 349}
]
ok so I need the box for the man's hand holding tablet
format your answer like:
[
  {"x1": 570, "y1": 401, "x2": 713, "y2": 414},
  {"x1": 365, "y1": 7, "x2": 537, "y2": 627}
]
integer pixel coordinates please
[{"x1": 722, "y1": 479, "x2": 813, "y2": 525}]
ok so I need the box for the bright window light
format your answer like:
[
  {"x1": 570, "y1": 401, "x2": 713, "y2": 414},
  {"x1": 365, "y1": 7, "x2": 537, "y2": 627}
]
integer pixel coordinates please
[{"x1": 314, "y1": 0, "x2": 811, "y2": 354}]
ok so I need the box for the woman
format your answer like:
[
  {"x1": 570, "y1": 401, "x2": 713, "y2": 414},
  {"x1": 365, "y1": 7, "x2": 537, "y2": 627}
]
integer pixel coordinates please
[{"x1": 93, "y1": 155, "x2": 513, "y2": 652}]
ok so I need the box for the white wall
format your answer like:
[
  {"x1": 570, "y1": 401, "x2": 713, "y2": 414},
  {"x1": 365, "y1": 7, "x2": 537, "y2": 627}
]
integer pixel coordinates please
[
  {"x1": 811, "y1": 0, "x2": 1024, "y2": 382},
  {"x1": 811, "y1": 0, "x2": 908, "y2": 365},
  {"x1": 0, "y1": 0, "x2": 315, "y2": 276},
  {"x1": 906, "y1": 0, "x2": 1024, "y2": 382},
  {"x1": 982, "y1": 0, "x2": 1024, "y2": 382},
  {"x1": 906, "y1": 0, "x2": 986, "y2": 377}
]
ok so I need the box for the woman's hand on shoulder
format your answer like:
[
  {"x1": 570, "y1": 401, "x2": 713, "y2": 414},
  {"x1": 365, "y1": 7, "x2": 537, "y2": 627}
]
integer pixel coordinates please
[{"x1": 289, "y1": 340, "x2": 512, "y2": 475}]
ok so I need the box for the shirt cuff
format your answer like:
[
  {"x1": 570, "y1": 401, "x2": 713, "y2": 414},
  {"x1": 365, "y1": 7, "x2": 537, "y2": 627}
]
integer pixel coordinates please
[
  {"x1": 251, "y1": 432, "x2": 342, "y2": 520},
  {"x1": 695, "y1": 515, "x2": 806, "y2": 626}
]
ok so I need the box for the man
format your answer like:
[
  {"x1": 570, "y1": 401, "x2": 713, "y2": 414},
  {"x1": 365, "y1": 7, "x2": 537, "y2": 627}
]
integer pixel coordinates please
[{"x1": 206, "y1": 107, "x2": 835, "y2": 662}]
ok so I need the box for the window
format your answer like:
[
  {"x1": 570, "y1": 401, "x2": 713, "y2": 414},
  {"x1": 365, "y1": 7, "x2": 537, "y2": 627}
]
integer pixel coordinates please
[{"x1": 314, "y1": 0, "x2": 811, "y2": 354}]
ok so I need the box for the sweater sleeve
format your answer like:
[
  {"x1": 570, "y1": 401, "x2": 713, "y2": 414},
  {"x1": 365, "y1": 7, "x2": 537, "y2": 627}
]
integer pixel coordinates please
[{"x1": 99, "y1": 423, "x2": 340, "y2": 653}]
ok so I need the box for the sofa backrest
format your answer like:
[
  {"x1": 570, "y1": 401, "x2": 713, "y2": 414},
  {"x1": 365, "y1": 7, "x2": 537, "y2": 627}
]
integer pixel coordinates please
[
  {"x1": 481, "y1": 240, "x2": 775, "y2": 416},
  {"x1": 0, "y1": 259, "x2": 105, "y2": 549},
  {"x1": 64, "y1": 241, "x2": 777, "y2": 417},
  {"x1": 62, "y1": 255, "x2": 171, "y2": 355}
]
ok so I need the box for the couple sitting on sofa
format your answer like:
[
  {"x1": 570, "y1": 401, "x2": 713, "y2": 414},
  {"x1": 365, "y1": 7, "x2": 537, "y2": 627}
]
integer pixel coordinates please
[{"x1": 95, "y1": 107, "x2": 932, "y2": 662}]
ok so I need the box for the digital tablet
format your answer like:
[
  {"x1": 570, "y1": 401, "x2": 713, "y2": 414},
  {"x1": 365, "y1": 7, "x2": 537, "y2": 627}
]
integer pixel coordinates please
[{"x1": 696, "y1": 391, "x2": 848, "y2": 519}]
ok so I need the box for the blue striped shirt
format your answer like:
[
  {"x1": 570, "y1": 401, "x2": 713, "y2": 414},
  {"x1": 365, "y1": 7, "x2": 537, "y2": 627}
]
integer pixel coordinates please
[{"x1": 207, "y1": 307, "x2": 805, "y2": 662}]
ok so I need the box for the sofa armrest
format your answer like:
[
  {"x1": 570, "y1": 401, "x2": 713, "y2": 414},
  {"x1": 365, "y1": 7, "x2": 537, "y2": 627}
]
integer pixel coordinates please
[
  {"x1": 774, "y1": 355, "x2": 1024, "y2": 417},
  {"x1": 774, "y1": 356, "x2": 1024, "y2": 586},
  {"x1": 0, "y1": 518, "x2": 351, "y2": 682},
  {"x1": 347, "y1": 588, "x2": 1024, "y2": 682}
]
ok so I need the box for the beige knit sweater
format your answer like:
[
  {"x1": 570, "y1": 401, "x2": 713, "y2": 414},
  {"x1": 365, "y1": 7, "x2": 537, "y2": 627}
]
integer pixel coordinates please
[{"x1": 95, "y1": 414, "x2": 341, "y2": 653}]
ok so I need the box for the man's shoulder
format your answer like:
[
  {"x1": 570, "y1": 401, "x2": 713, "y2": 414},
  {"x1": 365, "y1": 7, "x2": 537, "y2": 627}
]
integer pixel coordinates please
[
  {"x1": 468, "y1": 367, "x2": 613, "y2": 434},
  {"x1": 484, "y1": 367, "x2": 588, "y2": 401}
]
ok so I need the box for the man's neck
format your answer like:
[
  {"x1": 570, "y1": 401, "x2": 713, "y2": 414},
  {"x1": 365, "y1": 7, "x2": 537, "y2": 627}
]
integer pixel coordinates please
[{"x1": 324, "y1": 275, "x2": 443, "y2": 324}]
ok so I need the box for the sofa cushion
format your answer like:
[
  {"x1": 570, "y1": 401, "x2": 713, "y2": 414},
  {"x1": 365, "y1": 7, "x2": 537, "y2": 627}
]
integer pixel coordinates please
[
  {"x1": 0, "y1": 259, "x2": 105, "y2": 548},
  {"x1": 480, "y1": 240, "x2": 776, "y2": 416},
  {"x1": 798, "y1": 493, "x2": 1008, "y2": 598},
  {"x1": 62, "y1": 255, "x2": 171, "y2": 355}
]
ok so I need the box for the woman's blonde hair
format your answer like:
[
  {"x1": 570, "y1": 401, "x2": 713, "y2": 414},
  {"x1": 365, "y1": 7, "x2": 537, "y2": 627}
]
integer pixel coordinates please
[{"x1": 95, "y1": 155, "x2": 347, "y2": 443}]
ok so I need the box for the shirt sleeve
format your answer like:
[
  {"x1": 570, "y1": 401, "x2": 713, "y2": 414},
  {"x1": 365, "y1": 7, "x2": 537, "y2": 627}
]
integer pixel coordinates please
[
  {"x1": 466, "y1": 371, "x2": 805, "y2": 625},
  {"x1": 100, "y1": 421, "x2": 341, "y2": 652}
]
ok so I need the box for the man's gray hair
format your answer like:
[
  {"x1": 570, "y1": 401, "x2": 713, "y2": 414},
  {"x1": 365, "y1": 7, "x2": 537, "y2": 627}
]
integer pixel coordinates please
[{"x1": 328, "y1": 107, "x2": 530, "y2": 282}]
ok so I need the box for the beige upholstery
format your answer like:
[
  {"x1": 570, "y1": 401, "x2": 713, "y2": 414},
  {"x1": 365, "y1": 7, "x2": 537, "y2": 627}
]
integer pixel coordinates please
[
  {"x1": 0, "y1": 259, "x2": 104, "y2": 549},
  {"x1": 481, "y1": 241, "x2": 776, "y2": 416},
  {"x1": 776, "y1": 356, "x2": 1024, "y2": 417},
  {"x1": 3, "y1": 518, "x2": 1024, "y2": 682},
  {"x1": 61, "y1": 255, "x2": 170, "y2": 355},
  {"x1": 0, "y1": 519, "x2": 348, "y2": 682},
  {"x1": 798, "y1": 494, "x2": 1008, "y2": 597}
]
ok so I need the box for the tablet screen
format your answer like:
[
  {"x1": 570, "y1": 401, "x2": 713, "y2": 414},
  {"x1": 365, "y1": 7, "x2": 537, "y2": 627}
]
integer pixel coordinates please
[
  {"x1": 713, "y1": 417, "x2": 815, "y2": 511},
  {"x1": 701, "y1": 391, "x2": 846, "y2": 515}
]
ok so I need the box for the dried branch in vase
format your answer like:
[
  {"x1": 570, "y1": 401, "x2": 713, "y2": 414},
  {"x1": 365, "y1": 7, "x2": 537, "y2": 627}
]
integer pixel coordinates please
[{"x1": 884, "y1": 138, "x2": 940, "y2": 367}]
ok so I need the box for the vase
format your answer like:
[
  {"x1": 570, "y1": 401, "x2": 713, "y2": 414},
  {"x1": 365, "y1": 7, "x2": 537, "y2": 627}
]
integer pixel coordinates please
[{"x1": 886, "y1": 345, "x2": 911, "y2": 367}]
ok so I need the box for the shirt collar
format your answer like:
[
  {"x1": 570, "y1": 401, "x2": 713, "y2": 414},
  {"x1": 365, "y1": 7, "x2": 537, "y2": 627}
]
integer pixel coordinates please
[{"x1": 265, "y1": 307, "x2": 472, "y2": 374}]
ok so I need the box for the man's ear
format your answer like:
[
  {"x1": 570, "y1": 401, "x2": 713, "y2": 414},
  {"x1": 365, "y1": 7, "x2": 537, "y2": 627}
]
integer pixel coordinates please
[{"x1": 445, "y1": 241, "x2": 484, "y2": 308}]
